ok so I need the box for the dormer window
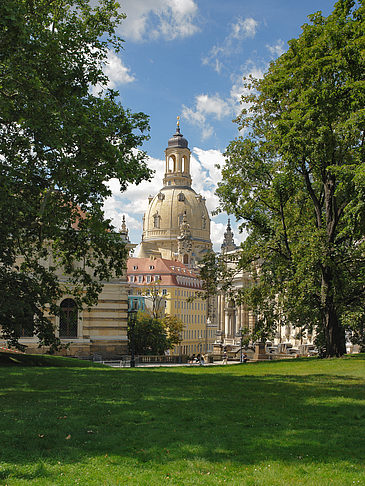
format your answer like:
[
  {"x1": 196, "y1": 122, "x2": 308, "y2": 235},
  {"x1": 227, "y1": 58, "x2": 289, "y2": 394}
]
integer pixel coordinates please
[
  {"x1": 133, "y1": 265, "x2": 138, "y2": 270},
  {"x1": 149, "y1": 265, "x2": 155, "y2": 270}
]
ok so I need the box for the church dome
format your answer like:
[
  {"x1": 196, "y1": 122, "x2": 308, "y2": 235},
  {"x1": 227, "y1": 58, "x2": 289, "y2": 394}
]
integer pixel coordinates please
[
  {"x1": 168, "y1": 126, "x2": 188, "y2": 148},
  {"x1": 143, "y1": 186, "x2": 210, "y2": 244}
]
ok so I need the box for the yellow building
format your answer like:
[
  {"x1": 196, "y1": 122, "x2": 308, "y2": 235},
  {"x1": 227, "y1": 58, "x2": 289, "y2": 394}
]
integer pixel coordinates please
[
  {"x1": 2, "y1": 217, "x2": 133, "y2": 359},
  {"x1": 127, "y1": 257, "x2": 216, "y2": 355}
]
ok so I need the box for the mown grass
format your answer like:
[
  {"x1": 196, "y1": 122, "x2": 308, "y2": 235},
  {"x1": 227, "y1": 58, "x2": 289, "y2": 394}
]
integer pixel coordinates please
[{"x1": 0, "y1": 355, "x2": 364, "y2": 485}]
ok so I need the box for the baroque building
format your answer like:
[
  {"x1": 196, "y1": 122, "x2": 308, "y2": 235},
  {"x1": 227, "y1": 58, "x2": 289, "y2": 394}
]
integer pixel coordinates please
[
  {"x1": 127, "y1": 257, "x2": 216, "y2": 355},
  {"x1": 138, "y1": 120, "x2": 212, "y2": 266},
  {"x1": 2, "y1": 216, "x2": 133, "y2": 358},
  {"x1": 215, "y1": 221, "x2": 317, "y2": 357}
]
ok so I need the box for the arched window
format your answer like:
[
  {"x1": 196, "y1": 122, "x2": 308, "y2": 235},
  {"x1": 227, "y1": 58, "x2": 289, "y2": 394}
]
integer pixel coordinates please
[
  {"x1": 59, "y1": 299, "x2": 78, "y2": 338},
  {"x1": 168, "y1": 155, "x2": 176, "y2": 172},
  {"x1": 182, "y1": 155, "x2": 187, "y2": 173},
  {"x1": 153, "y1": 212, "x2": 160, "y2": 228}
]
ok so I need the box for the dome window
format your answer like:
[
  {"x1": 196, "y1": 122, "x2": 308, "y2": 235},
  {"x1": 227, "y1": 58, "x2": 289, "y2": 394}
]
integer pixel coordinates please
[
  {"x1": 153, "y1": 212, "x2": 161, "y2": 228},
  {"x1": 158, "y1": 192, "x2": 165, "y2": 201},
  {"x1": 178, "y1": 192, "x2": 185, "y2": 201}
]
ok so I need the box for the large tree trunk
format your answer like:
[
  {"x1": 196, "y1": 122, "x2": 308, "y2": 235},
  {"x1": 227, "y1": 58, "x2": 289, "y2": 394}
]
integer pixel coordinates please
[{"x1": 321, "y1": 265, "x2": 346, "y2": 357}]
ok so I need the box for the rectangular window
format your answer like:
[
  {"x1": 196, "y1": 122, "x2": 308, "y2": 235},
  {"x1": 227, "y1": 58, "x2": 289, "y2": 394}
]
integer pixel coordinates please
[
  {"x1": 146, "y1": 275, "x2": 151, "y2": 283},
  {"x1": 138, "y1": 275, "x2": 143, "y2": 283},
  {"x1": 162, "y1": 289, "x2": 167, "y2": 295}
]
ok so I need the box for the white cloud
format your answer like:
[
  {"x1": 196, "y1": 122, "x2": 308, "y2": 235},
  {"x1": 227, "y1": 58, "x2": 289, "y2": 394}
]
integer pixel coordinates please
[
  {"x1": 182, "y1": 93, "x2": 231, "y2": 141},
  {"x1": 103, "y1": 51, "x2": 135, "y2": 87},
  {"x1": 230, "y1": 61, "x2": 265, "y2": 115},
  {"x1": 118, "y1": 0, "x2": 199, "y2": 42},
  {"x1": 181, "y1": 61, "x2": 266, "y2": 141},
  {"x1": 266, "y1": 39, "x2": 286, "y2": 58},
  {"x1": 203, "y1": 17, "x2": 258, "y2": 73},
  {"x1": 232, "y1": 17, "x2": 258, "y2": 40},
  {"x1": 210, "y1": 221, "x2": 226, "y2": 249}
]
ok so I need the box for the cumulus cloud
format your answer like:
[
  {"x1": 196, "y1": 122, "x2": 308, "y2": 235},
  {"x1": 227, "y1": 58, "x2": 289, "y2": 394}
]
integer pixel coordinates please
[
  {"x1": 266, "y1": 39, "x2": 286, "y2": 58},
  {"x1": 230, "y1": 61, "x2": 265, "y2": 115},
  {"x1": 182, "y1": 93, "x2": 231, "y2": 140},
  {"x1": 181, "y1": 61, "x2": 266, "y2": 140},
  {"x1": 203, "y1": 17, "x2": 258, "y2": 73},
  {"x1": 118, "y1": 0, "x2": 199, "y2": 42},
  {"x1": 103, "y1": 51, "x2": 135, "y2": 87},
  {"x1": 210, "y1": 220, "x2": 226, "y2": 249},
  {"x1": 90, "y1": 50, "x2": 135, "y2": 95}
]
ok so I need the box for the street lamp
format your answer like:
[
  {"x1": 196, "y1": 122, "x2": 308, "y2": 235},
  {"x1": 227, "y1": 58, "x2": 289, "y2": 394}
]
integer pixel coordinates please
[
  {"x1": 128, "y1": 308, "x2": 137, "y2": 367},
  {"x1": 206, "y1": 317, "x2": 210, "y2": 353},
  {"x1": 236, "y1": 328, "x2": 244, "y2": 363}
]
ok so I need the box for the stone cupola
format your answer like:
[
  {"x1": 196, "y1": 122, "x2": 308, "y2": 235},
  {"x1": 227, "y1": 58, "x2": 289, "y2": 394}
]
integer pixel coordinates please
[{"x1": 163, "y1": 117, "x2": 192, "y2": 187}]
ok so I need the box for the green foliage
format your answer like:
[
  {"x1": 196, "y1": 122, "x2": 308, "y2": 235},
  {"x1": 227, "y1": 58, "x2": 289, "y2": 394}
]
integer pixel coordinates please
[
  {"x1": 128, "y1": 312, "x2": 183, "y2": 355},
  {"x1": 0, "y1": 0, "x2": 151, "y2": 349},
  {"x1": 217, "y1": 1, "x2": 365, "y2": 357}
]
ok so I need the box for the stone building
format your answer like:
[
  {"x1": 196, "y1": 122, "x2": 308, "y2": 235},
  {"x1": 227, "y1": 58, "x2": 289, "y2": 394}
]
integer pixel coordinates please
[
  {"x1": 138, "y1": 120, "x2": 212, "y2": 266},
  {"x1": 127, "y1": 257, "x2": 216, "y2": 355},
  {"x1": 3, "y1": 216, "x2": 134, "y2": 358},
  {"x1": 214, "y1": 221, "x2": 316, "y2": 356}
]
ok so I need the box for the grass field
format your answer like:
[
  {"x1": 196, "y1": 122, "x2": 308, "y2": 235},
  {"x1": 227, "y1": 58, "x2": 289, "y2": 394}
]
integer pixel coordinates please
[{"x1": 1, "y1": 354, "x2": 364, "y2": 485}]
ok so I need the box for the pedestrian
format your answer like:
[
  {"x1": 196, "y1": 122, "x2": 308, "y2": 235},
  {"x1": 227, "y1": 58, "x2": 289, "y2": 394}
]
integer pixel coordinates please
[{"x1": 222, "y1": 350, "x2": 228, "y2": 365}]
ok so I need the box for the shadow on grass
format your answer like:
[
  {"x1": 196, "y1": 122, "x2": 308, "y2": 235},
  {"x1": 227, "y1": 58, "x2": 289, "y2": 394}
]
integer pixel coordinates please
[{"x1": 1, "y1": 358, "x2": 364, "y2": 479}]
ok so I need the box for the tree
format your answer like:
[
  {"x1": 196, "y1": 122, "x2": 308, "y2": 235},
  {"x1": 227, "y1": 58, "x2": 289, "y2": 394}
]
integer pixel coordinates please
[
  {"x1": 0, "y1": 0, "x2": 151, "y2": 350},
  {"x1": 128, "y1": 312, "x2": 183, "y2": 355},
  {"x1": 138, "y1": 280, "x2": 166, "y2": 319},
  {"x1": 195, "y1": 250, "x2": 235, "y2": 321},
  {"x1": 216, "y1": 0, "x2": 365, "y2": 357}
]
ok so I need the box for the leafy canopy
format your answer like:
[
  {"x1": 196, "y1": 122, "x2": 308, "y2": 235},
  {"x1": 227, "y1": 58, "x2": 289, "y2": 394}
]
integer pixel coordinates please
[
  {"x1": 128, "y1": 312, "x2": 183, "y2": 356},
  {"x1": 0, "y1": 0, "x2": 151, "y2": 349},
  {"x1": 216, "y1": 0, "x2": 365, "y2": 356}
]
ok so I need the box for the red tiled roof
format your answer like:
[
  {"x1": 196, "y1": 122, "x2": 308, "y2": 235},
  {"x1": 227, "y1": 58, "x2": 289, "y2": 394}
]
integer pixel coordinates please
[{"x1": 127, "y1": 257, "x2": 202, "y2": 289}]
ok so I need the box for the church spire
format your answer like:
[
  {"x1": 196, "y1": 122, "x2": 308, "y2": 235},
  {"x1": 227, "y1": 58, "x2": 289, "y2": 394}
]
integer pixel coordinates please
[
  {"x1": 221, "y1": 218, "x2": 237, "y2": 253},
  {"x1": 119, "y1": 214, "x2": 130, "y2": 243}
]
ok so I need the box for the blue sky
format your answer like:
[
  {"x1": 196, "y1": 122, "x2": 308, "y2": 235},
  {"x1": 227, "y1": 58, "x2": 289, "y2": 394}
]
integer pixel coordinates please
[{"x1": 102, "y1": 0, "x2": 335, "y2": 251}]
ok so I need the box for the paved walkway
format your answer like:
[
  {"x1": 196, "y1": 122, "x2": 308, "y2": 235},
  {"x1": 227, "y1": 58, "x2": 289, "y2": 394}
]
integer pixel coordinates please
[{"x1": 102, "y1": 360, "x2": 247, "y2": 368}]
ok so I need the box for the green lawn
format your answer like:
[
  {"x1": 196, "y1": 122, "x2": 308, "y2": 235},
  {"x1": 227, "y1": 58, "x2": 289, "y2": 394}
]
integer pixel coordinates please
[{"x1": 1, "y1": 355, "x2": 364, "y2": 485}]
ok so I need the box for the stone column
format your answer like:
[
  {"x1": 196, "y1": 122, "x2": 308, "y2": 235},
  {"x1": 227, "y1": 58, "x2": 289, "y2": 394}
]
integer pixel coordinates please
[{"x1": 224, "y1": 310, "x2": 230, "y2": 337}]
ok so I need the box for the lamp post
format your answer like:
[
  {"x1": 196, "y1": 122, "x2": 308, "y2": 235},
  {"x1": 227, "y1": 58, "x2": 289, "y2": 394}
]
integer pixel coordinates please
[
  {"x1": 236, "y1": 328, "x2": 244, "y2": 363},
  {"x1": 206, "y1": 317, "x2": 211, "y2": 354},
  {"x1": 128, "y1": 308, "x2": 137, "y2": 367}
]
